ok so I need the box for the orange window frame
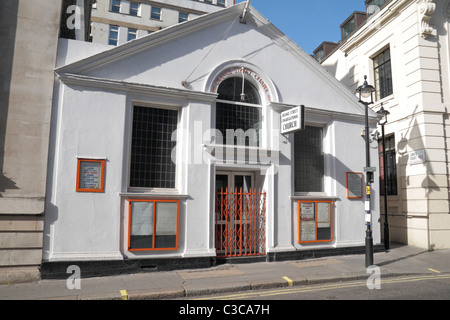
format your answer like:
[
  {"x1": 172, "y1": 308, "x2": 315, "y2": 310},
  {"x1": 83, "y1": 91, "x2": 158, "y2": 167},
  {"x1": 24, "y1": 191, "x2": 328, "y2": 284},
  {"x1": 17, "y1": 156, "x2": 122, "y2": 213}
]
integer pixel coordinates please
[
  {"x1": 346, "y1": 172, "x2": 363, "y2": 199},
  {"x1": 128, "y1": 199, "x2": 179, "y2": 252},
  {"x1": 76, "y1": 158, "x2": 105, "y2": 193},
  {"x1": 297, "y1": 200, "x2": 333, "y2": 244}
]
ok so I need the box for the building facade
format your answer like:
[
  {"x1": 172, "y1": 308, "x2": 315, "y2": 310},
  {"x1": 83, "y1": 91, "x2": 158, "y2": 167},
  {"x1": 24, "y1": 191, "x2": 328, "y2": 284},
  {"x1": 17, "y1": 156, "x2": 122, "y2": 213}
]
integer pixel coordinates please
[
  {"x1": 92, "y1": 0, "x2": 234, "y2": 46},
  {"x1": 0, "y1": 0, "x2": 62, "y2": 283},
  {"x1": 41, "y1": 3, "x2": 381, "y2": 277},
  {"x1": 316, "y1": 0, "x2": 450, "y2": 249}
]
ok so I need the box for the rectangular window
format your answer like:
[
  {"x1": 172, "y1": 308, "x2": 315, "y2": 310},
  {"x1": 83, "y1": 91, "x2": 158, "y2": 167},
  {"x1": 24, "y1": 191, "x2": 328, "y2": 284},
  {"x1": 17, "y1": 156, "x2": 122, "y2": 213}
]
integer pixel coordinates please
[
  {"x1": 314, "y1": 48, "x2": 324, "y2": 63},
  {"x1": 215, "y1": 102, "x2": 262, "y2": 147},
  {"x1": 297, "y1": 201, "x2": 333, "y2": 243},
  {"x1": 341, "y1": 17, "x2": 355, "y2": 40},
  {"x1": 217, "y1": 0, "x2": 226, "y2": 7},
  {"x1": 129, "y1": 2, "x2": 140, "y2": 16},
  {"x1": 129, "y1": 106, "x2": 178, "y2": 189},
  {"x1": 109, "y1": 25, "x2": 119, "y2": 45},
  {"x1": 151, "y1": 6, "x2": 162, "y2": 20},
  {"x1": 294, "y1": 126, "x2": 325, "y2": 192},
  {"x1": 127, "y1": 28, "x2": 137, "y2": 41},
  {"x1": 76, "y1": 158, "x2": 105, "y2": 192},
  {"x1": 111, "y1": 0, "x2": 121, "y2": 13},
  {"x1": 379, "y1": 135, "x2": 397, "y2": 196},
  {"x1": 179, "y1": 12, "x2": 189, "y2": 23},
  {"x1": 373, "y1": 48, "x2": 393, "y2": 100},
  {"x1": 128, "y1": 199, "x2": 179, "y2": 251}
]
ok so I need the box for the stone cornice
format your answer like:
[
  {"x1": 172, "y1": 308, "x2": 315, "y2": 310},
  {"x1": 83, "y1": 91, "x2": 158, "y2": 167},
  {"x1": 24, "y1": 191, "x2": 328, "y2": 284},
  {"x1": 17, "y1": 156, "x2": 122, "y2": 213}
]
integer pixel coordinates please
[
  {"x1": 56, "y1": 73, "x2": 218, "y2": 101},
  {"x1": 339, "y1": 0, "x2": 414, "y2": 55}
]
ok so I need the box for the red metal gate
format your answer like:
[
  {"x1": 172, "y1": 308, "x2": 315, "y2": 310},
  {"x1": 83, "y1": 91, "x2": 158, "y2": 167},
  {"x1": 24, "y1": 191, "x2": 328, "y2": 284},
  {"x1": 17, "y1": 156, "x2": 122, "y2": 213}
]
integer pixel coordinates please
[{"x1": 215, "y1": 188, "x2": 266, "y2": 258}]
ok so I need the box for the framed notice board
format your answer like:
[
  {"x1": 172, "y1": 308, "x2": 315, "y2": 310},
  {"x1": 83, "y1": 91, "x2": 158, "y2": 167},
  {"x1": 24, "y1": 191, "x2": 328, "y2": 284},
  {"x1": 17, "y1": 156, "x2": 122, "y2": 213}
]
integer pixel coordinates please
[
  {"x1": 76, "y1": 158, "x2": 105, "y2": 192},
  {"x1": 297, "y1": 200, "x2": 333, "y2": 243},
  {"x1": 346, "y1": 172, "x2": 363, "y2": 199}
]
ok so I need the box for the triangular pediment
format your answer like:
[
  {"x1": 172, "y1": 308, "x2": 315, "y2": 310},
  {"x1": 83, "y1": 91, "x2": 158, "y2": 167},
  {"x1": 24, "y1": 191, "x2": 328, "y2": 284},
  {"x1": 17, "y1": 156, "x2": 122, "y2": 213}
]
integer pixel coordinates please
[{"x1": 56, "y1": 3, "x2": 375, "y2": 119}]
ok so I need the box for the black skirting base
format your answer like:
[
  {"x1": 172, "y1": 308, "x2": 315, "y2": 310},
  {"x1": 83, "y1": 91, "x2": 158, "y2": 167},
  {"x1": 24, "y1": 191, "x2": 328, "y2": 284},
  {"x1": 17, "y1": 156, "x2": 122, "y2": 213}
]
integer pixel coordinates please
[{"x1": 40, "y1": 244, "x2": 385, "y2": 280}]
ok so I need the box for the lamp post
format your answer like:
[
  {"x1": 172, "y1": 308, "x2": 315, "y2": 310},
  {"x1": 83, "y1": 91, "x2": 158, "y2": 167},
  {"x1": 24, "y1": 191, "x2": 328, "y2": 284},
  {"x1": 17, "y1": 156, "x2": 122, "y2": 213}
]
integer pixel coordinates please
[
  {"x1": 377, "y1": 104, "x2": 390, "y2": 250},
  {"x1": 356, "y1": 76, "x2": 376, "y2": 268}
]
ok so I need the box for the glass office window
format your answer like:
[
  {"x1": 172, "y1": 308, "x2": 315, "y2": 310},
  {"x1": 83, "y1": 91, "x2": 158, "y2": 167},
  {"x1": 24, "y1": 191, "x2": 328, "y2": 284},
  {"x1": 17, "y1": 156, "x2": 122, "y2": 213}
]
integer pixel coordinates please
[
  {"x1": 128, "y1": 28, "x2": 137, "y2": 41},
  {"x1": 108, "y1": 25, "x2": 119, "y2": 45},
  {"x1": 111, "y1": 0, "x2": 121, "y2": 13},
  {"x1": 379, "y1": 135, "x2": 397, "y2": 196},
  {"x1": 151, "y1": 6, "x2": 162, "y2": 20},
  {"x1": 129, "y1": 2, "x2": 140, "y2": 16},
  {"x1": 373, "y1": 48, "x2": 393, "y2": 100},
  {"x1": 179, "y1": 12, "x2": 188, "y2": 23}
]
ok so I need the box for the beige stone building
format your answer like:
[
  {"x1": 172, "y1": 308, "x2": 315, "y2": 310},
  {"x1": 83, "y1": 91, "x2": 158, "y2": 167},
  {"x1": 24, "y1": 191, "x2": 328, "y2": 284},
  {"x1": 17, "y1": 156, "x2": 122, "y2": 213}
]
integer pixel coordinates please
[
  {"x1": 0, "y1": 0, "x2": 234, "y2": 284},
  {"x1": 89, "y1": 0, "x2": 234, "y2": 46},
  {"x1": 316, "y1": 0, "x2": 450, "y2": 250},
  {"x1": 0, "y1": 0, "x2": 62, "y2": 283}
]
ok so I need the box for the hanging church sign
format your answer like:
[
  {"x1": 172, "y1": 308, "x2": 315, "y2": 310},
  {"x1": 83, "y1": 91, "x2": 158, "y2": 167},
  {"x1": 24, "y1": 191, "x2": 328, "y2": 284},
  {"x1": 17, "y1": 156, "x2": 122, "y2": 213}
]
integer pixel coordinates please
[{"x1": 281, "y1": 105, "x2": 305, "y2": 134}]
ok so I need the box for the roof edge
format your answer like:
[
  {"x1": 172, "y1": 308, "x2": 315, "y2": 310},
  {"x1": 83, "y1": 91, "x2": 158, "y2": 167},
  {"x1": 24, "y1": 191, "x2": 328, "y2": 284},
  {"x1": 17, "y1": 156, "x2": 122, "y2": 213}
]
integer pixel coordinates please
[{"x1": 55, "y1": 2, "x2": 247, "y2": 75}]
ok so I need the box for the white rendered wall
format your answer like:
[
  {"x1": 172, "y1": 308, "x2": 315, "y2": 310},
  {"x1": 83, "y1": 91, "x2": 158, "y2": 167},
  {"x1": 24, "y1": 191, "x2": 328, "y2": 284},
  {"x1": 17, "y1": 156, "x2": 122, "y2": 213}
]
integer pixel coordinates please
[{"x1": 45, "y1": 6, "x2": 381, "y2": 261}]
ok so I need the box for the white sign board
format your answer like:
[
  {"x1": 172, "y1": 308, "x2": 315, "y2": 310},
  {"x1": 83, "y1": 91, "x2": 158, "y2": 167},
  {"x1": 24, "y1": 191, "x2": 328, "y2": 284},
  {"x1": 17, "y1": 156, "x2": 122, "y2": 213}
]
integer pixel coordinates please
[
  {"x1": 408, "y1": 150, "x2": 426, "y2": 165},
  {"x1": 281, "y1": 105, "x2": 305, "y2": 134}
]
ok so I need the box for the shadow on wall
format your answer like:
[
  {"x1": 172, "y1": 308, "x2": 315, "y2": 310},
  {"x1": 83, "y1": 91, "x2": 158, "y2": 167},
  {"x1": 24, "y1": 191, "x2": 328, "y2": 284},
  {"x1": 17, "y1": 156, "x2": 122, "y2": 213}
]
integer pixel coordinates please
[
  {"x1": 394, "y1": 105, "x2": 445, "y2": 249},
  {"x1": 321, "y1": 59, "x2": 358, "y2": 93},
  {"x1": 0, "y1": 1, "x2": 19, "y2": 197}
]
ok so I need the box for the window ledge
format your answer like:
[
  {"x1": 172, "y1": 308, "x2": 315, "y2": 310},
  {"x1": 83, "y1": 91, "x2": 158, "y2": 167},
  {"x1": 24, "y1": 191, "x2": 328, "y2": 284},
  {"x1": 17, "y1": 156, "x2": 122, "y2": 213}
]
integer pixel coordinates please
[
  {"x1": 203, "y1": 144, "x2": 280, "y2": 166},
  {"x1": 120, "y1": 192, "x2": 188, "y2": 200},
  {"x1": 290, "y1": 195, "x2": 339, "y2": 201},
  {"x1": 203, "y1": 144, "x2": 279, "y2": 154}
]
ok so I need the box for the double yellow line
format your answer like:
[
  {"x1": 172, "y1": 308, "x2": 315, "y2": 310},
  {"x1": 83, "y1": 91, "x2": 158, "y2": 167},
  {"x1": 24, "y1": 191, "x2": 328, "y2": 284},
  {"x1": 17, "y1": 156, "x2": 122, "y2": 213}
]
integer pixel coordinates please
[{"x1": 194, "y1": 273, "x2": 450, "y2": 300}]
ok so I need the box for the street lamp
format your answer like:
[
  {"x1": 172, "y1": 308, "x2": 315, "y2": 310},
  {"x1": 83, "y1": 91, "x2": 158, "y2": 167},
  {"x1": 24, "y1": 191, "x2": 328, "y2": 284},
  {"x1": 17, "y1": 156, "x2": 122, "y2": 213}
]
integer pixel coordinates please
[
  {"x1": 377, "y1": 104, "x2": 390, "y2": 250},
  {"x1": 356, "y1": 75, "x2": 376, "y2": 268}
]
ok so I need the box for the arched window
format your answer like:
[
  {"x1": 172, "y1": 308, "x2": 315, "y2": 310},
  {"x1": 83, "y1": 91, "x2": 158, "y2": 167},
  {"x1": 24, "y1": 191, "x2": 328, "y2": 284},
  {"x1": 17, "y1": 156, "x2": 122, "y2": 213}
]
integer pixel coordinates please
[
  {"x1": 217, "y1": 77, "x2": 261, "y2": 104},
  {"x1": 216, "y1": 77, "x2": 262, "y2": 147}
]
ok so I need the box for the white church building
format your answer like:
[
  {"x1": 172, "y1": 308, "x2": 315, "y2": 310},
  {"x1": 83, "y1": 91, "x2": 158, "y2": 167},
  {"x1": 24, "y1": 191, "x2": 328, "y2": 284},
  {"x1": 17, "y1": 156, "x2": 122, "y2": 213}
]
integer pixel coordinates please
[{"x1": 42, "y1": 3, "x2": 381, "y2": 277}]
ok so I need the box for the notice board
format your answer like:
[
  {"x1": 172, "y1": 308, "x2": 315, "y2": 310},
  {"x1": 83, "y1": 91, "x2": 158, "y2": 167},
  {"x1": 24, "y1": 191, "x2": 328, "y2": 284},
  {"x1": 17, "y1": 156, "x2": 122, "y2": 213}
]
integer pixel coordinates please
[
  {"x1": 297, "y1": 200, "x2": 333, "y2": 243},
  {"x1": 76, "y1": 158, "x2": 105, "y2": 192},
  {"x1": 346, "y1": 172, "x2": 363, "y2": 199}
]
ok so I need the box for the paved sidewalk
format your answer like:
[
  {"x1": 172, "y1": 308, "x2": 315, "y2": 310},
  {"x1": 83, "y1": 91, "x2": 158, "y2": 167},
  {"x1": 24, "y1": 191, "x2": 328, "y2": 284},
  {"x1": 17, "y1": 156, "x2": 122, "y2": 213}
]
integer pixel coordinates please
[{"x1": 0, "y1": 245, "x2": 449, "y2": 300}]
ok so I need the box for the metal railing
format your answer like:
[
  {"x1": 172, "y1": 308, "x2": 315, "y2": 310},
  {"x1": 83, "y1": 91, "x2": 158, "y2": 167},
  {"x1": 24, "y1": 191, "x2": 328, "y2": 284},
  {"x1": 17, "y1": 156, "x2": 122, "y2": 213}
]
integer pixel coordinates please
[{"x1": 215, "y1": 188, "x2": 266, "y2": 257}]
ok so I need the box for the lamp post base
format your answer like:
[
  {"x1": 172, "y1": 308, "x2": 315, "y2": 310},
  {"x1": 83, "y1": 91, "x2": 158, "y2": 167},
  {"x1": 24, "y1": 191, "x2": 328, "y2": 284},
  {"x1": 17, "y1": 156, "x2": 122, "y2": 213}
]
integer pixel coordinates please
[
  {"x1": 384, "y1": 222, "x2": 390, "y2": 250},
  {"x1": 365, "y1": 225, "x2": 374, "y2": 267}
]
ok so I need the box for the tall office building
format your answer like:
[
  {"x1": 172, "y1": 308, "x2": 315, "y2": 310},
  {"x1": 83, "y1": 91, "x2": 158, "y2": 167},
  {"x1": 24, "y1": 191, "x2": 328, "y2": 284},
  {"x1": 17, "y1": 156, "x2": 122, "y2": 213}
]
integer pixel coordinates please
[{"x1": 94, "y1": 0, "x2": 234, "y2": 46}]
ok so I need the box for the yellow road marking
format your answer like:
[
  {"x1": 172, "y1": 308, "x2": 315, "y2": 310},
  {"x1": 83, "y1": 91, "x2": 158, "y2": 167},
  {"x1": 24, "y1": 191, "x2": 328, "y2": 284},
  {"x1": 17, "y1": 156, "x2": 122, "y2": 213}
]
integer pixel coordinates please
[
  {"x1": 120, "y1": 290, "x2": 128, "y2": 300},
  {"x1": 428, "y1": 268, "x2": 441, "y2": 274},
  {"x1": 283, "y1": 276, "x2": 293, "y2": 286},
  {"x1": 193, "y1": 274, "x2": 450, "y2": 300}
]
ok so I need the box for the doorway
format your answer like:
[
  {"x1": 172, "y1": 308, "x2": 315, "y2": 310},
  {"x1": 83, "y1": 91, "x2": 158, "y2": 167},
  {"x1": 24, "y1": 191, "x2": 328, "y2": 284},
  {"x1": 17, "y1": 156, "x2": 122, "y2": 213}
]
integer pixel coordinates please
[{"x1": 215, "y1": 172, "x2": 266, "y2": 257}]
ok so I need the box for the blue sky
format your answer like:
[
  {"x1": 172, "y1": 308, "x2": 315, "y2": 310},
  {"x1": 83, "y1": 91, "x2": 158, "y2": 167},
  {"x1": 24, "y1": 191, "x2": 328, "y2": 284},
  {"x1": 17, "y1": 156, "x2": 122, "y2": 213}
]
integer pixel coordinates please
[{"x1": 235, "y1": 0, "x2": 366, "y2": 55}]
